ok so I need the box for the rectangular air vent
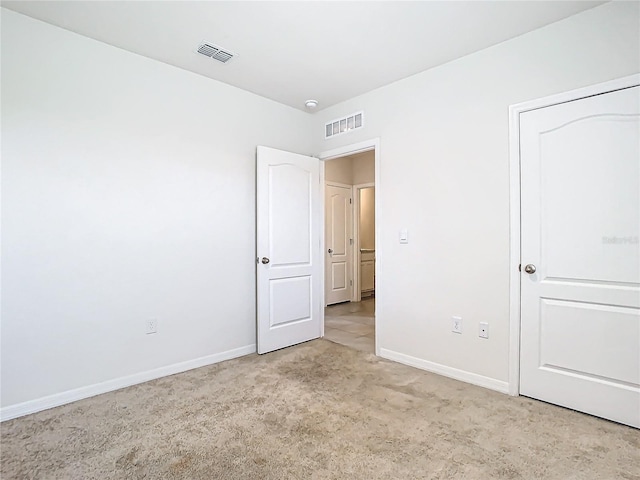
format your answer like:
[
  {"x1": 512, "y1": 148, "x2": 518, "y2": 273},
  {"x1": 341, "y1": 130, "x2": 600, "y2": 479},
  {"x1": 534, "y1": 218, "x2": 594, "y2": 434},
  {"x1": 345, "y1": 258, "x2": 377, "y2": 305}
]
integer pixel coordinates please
[
  {"x1": 325, "y1": 112, "x2": 363, "y2": 139},
  {"x1": 196, "y1": 42, "x2": 234, "y2": 64}
]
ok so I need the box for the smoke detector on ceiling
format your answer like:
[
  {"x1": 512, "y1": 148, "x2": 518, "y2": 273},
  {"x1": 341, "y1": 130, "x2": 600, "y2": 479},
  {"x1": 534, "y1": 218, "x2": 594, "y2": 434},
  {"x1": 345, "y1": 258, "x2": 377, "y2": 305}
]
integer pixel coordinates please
[
  {"x1": 196, "y1": 42, "x2": 234, "y2": 64},
  {"x1": 304, "y1": 99, "x2": 319, "y2": 109}
]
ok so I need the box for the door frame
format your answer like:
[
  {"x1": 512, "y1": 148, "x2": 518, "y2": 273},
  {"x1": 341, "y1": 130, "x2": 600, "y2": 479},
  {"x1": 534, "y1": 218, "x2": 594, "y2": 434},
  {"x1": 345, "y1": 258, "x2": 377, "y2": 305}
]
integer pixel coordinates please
[
  {"x1": 352, "y1": 182, "x2": 375, "y2": 302},
  {"x1": 507, "y1": 74, "x2": 640, "y2": 396},
  {"x1": 325, "y1": 180, "x2": 355, "y2": 305},
  {"x1": 319, "y1": 138, "x2": 380, "y2": 353}
]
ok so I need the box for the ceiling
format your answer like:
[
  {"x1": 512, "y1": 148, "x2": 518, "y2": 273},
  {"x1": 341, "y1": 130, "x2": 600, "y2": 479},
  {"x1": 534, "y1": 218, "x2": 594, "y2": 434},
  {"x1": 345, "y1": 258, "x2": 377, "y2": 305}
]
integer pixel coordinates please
[{"x1": 2, "y1": 1, "x2": 606, "y2": 112}]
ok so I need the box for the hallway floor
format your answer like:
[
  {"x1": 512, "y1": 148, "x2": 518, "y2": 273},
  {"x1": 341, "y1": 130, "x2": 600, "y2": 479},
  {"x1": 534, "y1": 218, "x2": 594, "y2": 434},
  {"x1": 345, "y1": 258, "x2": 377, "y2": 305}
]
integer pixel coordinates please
[{"x1": 324, "y1": 297, "x2": 375, "y2": 353}]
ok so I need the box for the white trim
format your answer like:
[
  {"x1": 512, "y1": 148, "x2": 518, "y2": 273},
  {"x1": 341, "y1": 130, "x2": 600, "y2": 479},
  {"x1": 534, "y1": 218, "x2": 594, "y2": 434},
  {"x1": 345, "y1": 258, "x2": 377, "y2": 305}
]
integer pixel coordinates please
[
  {"x1": 319, "y1": 160, "x2": 326, "y2": 337},
  {"x1": 352, "y1": 182, "x2": 375, "y2": 303},
  {"x1": 0, "y1": 344, "x2": 256, "y2": 422},
  {"x1": 510, "y1": 74, "x2": 640, "y2": 115},
  {"x1": 319, "y1": 138, "x2": 380, "y2": 355},
  {"x1": 379, "y1": 348, "x2": 509, "y2": 394},
  {"x1": 508, "y1": 98, "x2": 522, "y2": 397},
  {"x1": 508, "y1": 73, "x2": 640, "y2": 397},
  {"x1": 325, "y1": 181, "x2": 352, "y2": 189},
  {"x1": 319, "y1": 139, "x2": 379, "y2": 162},
  {"x1": 352, "y1": 185, "x2": 359, "y2": 303}
]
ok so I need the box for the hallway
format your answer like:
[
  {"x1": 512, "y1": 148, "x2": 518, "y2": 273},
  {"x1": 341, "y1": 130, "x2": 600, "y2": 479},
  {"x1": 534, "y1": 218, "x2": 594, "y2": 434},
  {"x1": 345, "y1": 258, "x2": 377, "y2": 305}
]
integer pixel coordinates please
[{"x1": 324, "y1": 297, "x2": 375, "y2": 353}]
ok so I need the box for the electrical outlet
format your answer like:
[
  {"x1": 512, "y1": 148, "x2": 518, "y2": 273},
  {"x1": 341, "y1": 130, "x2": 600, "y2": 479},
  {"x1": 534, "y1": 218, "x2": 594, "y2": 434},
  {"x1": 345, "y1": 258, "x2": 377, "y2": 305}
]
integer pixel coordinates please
[
  {"x1": 452, "y1": 316, "x2": 462, "y2": 334},
  {"x1": 479, "y1": 322, "x2": 489, "y2": 339},
  {"x1": 146, "y1": 319, "x2": 158, "y2": 335}
]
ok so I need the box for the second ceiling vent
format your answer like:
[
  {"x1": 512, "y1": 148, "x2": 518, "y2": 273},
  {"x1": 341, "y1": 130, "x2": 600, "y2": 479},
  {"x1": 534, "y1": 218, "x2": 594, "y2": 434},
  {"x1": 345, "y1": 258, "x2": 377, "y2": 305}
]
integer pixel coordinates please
[{"x1": 196, "y1": 42, "x2": 234, "y2": 64}]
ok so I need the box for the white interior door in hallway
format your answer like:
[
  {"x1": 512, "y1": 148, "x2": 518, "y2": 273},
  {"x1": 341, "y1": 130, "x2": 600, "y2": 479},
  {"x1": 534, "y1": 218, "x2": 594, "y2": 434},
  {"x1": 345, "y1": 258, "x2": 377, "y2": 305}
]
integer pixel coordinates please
[
  {"x1": 325, "y1": 183, "x2": 352, "y2": 305},
  {"x1": 519, "y1": 84, "x2": 640, "y2": 428},
  {"x1": 256, "y1": 146, "x2": 322, "y2": 354}
]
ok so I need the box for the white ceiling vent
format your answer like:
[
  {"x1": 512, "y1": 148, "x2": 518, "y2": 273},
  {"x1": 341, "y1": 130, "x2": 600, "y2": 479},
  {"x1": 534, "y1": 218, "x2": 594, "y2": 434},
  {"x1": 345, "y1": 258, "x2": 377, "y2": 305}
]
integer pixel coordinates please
[
  {"x1": 325, "y1": 112, "x2": 363, "y2": 139},
  {"x1": 196, "y1": 42, "x2": 234, "y2": 64}
]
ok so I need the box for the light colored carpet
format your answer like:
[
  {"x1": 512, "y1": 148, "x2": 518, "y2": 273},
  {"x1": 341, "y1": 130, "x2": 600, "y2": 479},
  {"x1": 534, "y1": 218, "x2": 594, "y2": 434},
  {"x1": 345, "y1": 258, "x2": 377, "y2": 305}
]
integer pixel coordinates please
[{"x1": 1, "y1": 339, "x2": 638, "y2": 479}]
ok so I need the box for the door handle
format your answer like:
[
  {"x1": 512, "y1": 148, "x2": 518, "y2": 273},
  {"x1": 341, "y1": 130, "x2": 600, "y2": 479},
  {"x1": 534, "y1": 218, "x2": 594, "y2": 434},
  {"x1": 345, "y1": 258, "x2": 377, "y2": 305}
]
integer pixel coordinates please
[
  {"x1": 524, "y1": 264, "x2": 536, "y2": 274},
  {"x1": 261, "y1": 257, "x2": 270, "y2": 264},
  {"x1": 328, "y1": 249, "x2": 333, "y2": 254}
]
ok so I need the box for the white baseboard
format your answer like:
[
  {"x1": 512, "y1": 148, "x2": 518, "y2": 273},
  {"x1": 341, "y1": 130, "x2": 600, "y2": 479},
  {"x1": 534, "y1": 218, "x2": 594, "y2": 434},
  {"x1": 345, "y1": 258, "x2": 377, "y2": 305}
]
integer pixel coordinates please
[
  {"x1": 379, "y1": 348, "x2": 510, "y2": 394},
  {"x1": 1, "y1": 344, "x2": 256, "y2": 422}
]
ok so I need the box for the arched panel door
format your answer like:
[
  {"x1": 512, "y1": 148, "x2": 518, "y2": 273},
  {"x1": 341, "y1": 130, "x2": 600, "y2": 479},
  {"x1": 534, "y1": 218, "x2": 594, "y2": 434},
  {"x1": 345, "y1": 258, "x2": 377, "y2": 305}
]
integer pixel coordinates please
[
  {"x1": 256, "y1": 146, "x2": 321, "y2": 354},
  {"x1": 519, "y1": 85, "x2": 639, "y2": 427}
]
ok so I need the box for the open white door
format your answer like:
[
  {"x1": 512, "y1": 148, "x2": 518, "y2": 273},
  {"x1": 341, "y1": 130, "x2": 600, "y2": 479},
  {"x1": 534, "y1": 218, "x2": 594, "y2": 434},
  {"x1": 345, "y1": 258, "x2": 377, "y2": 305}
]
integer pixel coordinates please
[
  {"x1": 256, "y1": 146, "x2": 322, "y2": 354},
  {"x1": 519, "y1": 85, "x2": 640, "y2": 427},
  {"x1": 325, "y1": 183, "x2": 352, "y2": 305}
]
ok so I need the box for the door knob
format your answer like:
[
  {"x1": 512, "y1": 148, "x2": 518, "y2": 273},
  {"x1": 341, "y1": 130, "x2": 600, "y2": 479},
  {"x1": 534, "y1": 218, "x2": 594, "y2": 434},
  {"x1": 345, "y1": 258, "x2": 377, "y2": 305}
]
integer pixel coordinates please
[
  {"x1": 328, "y1": 248, "x2": 333, "y2": 254},
  {"x1": 524, "y1": 264, "x2": 536, "y2": 274},
  {"x1": 261, "y1": 257, "x2": 270, "y2": 264}
]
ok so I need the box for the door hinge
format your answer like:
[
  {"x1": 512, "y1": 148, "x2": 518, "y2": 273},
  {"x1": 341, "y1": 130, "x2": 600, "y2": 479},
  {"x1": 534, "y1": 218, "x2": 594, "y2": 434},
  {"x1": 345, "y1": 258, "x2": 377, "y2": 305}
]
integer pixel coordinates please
[
  {"x1": 350, "y1": 280, "x2": 353, "y2": 286},
  {"x1": 350, "y1": 238, "x2": 353, "y2": 245},
  {"x1": 518, "y1": 264, "x2": 521, "y2": 272},
  {"x1": 349, "y1": 198, "x2": 352, "y2": 204}
]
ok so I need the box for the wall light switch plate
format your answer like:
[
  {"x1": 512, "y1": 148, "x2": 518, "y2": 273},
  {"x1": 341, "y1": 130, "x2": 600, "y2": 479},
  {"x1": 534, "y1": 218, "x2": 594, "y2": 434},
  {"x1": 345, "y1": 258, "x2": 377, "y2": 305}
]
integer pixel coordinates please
[{"x1": 399, "y1": 229, "x2": 409, "y2": 244}]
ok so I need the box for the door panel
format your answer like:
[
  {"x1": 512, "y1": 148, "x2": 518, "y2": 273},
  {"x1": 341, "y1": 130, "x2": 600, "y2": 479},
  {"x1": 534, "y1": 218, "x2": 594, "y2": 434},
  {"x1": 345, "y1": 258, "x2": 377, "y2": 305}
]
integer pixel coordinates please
[
  {"x1": 270, "y1": 276, "x2": 312, "y2": 327},
  {"x1": 257, "y1": 146, "x2": 321, "y2": 354},
  {"x1": 325, "y1": 184, "x2": 352, "y2": 305},
  {"x1": 541, "y1": 111, "x2": 639, "y2": 284},
  {"x1": 520, "y1": 85, "x2": 640, "y2": 428},
  {"x1": 331, "y1": 194, "x2": 348, "y2": 256},
  {"x1": 540, "y1": 299, "x2": 639, "y2": 385},
  {"x1": 331, "y1": 263, "x2": 347, "y2": 289},
  {"x1": 269, "y1": 164, "x2": 312, "y2": 266}
]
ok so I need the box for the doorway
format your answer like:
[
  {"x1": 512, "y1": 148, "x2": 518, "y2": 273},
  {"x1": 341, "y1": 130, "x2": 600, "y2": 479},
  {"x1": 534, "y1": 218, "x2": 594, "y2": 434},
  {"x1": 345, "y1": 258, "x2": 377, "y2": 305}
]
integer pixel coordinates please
[
  {"x1": 256, "y1": 139, "x2": 379, "y2": 356},
  {"x1": 321, "y1": 141, "x2": 378, "y2": 354}
]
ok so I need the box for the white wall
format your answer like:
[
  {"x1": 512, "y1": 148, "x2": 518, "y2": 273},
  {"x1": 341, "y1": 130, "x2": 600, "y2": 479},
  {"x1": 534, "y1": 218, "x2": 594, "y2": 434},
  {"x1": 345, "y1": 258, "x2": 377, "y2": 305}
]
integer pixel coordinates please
[
  {"x1": 324, "y1": 157, "x2": 353, "y2": 184},
  {"x1": 325, "y1": 150, "x2": 374, "y2": 185},
  {"x1": 351, "y1": 151, "x2": 375, "y2": 185},
  {"x1": 313, "y1": 1, "x2": 640, "y2": 388},
  {"x1": 0, "y1": 10, "x2": 314, "y2": 414}
]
